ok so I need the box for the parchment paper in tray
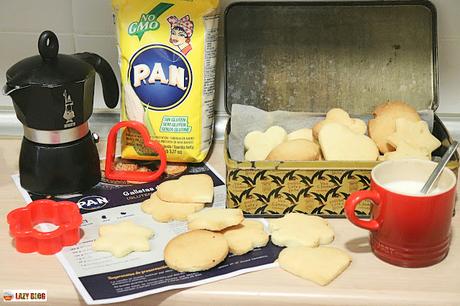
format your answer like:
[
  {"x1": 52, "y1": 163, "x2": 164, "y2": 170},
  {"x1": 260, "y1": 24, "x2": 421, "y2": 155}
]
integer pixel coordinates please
[{"x1": 229, "y1": 104, "x2": 434, "y2": 162}]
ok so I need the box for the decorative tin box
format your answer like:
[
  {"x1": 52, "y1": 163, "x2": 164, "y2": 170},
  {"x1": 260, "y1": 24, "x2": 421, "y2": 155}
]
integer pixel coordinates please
[{"x1": 224, "y1": 1, "x2": 459, "y2": 217}]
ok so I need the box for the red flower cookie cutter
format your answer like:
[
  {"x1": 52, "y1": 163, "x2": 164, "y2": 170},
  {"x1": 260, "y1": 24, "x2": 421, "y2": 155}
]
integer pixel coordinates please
[
  {"x1": 7, "y1": 199, "x2": 82, "y2": 255},
  {"x1": 105, "y1": 121, "x2": 167, "y2": 182}
]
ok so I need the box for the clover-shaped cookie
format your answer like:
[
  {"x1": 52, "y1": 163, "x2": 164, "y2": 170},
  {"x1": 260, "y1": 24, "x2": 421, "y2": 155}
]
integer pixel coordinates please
[
  {"x1": 318, "y1": 123, "x2": 379, "y2": 161},
  {"x1": 269, "y1": 213, "x2": 334, "y2": 247},
  {"x1": 187, "y1": 208, "x2": 244, "y2": 231},
  {"x1": 221, "y1": 220, "x2": 269, "y2": 255},
  {"x1": 92, "y1": 221, "x2": 155, "y2": 257},
  {"x1": 141, "y1": 192, "x2": 204, "y2": 222},
  {"x1": 313, "y1": 108, "x2": 366, "y2": 139},
  {"x1": 244, "y1": 126, "x2": 287, "y2": 161},
  {"x1": 156, "y1": 174, "x2": 214, "y2": 203},
  {"x1": 278, "y1": 246, "x2": 351, "y2": 286}
]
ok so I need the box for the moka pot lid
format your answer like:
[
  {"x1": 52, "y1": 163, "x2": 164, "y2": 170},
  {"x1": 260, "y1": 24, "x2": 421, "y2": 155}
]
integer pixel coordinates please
[{"x1": 5, "y1": 31, "x2": 93, "y2": 91}]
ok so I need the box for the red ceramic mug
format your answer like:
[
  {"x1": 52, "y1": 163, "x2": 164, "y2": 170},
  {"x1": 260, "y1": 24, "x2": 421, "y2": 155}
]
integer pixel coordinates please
[{"x1": 345, "y1": 159, "x2": 457, "y2": 267}]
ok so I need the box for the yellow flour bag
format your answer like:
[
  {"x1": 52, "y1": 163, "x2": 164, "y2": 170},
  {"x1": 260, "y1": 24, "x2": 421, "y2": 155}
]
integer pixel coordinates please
[{"x1": 112, "y1": 0, "x2": 219, "y2": 162}]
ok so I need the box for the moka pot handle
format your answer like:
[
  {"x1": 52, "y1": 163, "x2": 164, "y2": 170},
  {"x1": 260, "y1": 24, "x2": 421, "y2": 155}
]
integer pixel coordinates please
[{"x1": 73, "y1": 52, "x2": 119, "y2": 109}]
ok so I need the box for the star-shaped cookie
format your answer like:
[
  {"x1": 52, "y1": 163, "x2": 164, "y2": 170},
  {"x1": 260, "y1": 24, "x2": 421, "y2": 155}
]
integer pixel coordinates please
[
  {"x1": 387, "y1": 118, "x2": 441, "y2": 155},
  {"x1": 92, "y1": 221, "x2": 155, "y2": 257}
]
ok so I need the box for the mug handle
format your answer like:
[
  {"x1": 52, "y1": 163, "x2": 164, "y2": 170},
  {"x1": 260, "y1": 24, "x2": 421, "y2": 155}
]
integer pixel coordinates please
[{"x1": 345, "y1": 190, "x2": 381, "y2": 231}]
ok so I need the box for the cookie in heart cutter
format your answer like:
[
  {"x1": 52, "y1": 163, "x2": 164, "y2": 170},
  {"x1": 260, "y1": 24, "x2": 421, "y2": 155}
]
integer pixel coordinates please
[
  {"x1": 7, "y1": 199, "x2": 82, "y2": 255},
  {"x1": 105, "y1": 121, "x2": 167, "y2": 182}
]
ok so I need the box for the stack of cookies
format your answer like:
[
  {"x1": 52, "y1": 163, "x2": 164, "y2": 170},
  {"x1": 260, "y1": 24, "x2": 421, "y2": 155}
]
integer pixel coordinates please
[
  {"x1": 141, "y1": 174, "x2": 214, "y2": 222},
  {"x1": 368, "y1": 101, "x2": 441, "y2": 160},
  {"x1": 164, "y1": 208, "x2": 270, "y2": 272}
]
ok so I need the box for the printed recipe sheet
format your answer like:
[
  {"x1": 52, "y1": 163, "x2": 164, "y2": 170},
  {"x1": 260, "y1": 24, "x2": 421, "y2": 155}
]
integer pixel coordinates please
[{"x1": 13, "y1": 162, "x2": 282, "y2": 304}]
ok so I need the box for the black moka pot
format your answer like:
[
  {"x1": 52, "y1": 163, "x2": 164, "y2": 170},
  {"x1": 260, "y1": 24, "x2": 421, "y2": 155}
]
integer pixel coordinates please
[{"x1": 4, "y1": 30, "x2": 119, "y2": 195}]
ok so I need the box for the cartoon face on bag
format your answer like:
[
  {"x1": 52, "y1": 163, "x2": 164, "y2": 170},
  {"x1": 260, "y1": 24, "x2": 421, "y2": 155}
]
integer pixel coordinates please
[{"x1": 167, "y1": 15, "x2": 194, "y2": 56}]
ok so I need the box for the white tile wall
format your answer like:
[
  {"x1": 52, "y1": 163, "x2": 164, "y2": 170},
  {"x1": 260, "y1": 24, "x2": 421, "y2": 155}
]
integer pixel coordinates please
[{"x1": 0, "y1": 0, "x2": 458, "y2": 115}]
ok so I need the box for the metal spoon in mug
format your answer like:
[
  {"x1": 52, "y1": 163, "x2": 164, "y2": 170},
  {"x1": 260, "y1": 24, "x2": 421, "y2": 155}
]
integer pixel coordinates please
[{"x1": 420, "y1": 141, "x2": 459, "y2": 194}]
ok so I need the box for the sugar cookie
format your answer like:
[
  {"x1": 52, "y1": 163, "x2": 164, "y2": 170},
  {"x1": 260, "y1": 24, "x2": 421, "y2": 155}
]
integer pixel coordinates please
[
  {"x1": 269, "y1": 213, "x2": 334, "y2": 247},
  {"x1": 221, "y1": 220, "x2": 269, "y2": 255},
  {"x1": 245, "y1": 143, "x2": 274, "y2": 161},
  {"x1": 141, "y1": 193, "x2": 204, "y2": 222},
  {"x1": 318, "y1": 123, "x2": 379, "y2": 161},
  {"x1": 266, "y1": 139, "x2": 320, "y2": 161},
  {"x1": 373, "y1": 100, "x2": 419, "y2": 117},
  {"x1": 278, "y1": 246, "x2": 351, "y2": 286},
  {"x1": 244, "y1": 126, "x2": 288, "y2": 160},
  {"x1": 387, "y1": 118, "x2": 441, "y2": 154},
  {"x1": 188, "y1": 208, "x2": 244, "y2": 231},
  {"x1": 368, "y1": 101, "x2": 421, "y2": 153},
  {"x1": 156, "y1": 174, "x2": 214, "y2": 203},
  {"x1": 378, "y1": 141, "x2": 430, "y2": 161},
  {"x1": 312, "y1": 108, "x2": 366, "y2": 139},
  {"x1": 287, "y1": 128, "x2": 314, "y2": 142},
  {"x1": 164, "y1": 230, "x2": 229, "y2": 272},
  {"x1": 93, "y1": 221, "x2": 155, "y2": 257}
]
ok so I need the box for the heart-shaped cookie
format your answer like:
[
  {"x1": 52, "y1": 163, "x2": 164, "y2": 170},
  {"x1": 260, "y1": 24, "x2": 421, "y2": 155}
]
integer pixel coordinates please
[
  {"x1": 318, "y1": 123, "x2": 379, "y2": 161},
  {"x1": 105, "y1": 121, "x2": 166, "y2": 182},
  {"x1": 244, "y1": 126, "x2": 287, "y2": 160},
  {"x1": 278, "y1": 246, "x2": 351, "y2": 286},
  {"x1": 313, "y1": 108, "x2": 367, "y2": 139}
]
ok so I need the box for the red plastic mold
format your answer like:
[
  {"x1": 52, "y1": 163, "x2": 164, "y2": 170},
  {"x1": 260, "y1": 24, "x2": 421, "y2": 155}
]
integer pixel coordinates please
[
  {"x1": 105, "y1": 120, "x2": 167, "y2": 182},
  {"x1": 7, "y1": 199, "x2": 82, "y2": 255}
]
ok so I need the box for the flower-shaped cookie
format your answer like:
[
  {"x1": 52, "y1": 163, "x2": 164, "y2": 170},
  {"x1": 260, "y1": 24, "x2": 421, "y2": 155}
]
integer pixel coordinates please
[
  {"x1": 221, "y1": 220, "x2": 269, "y2": 255},
  {"x1": 7, "y1": 199, "x2": 82, "y2": 255},
  {"x1": 269, "y1": 213, "x2": 334, "y2": 247}
]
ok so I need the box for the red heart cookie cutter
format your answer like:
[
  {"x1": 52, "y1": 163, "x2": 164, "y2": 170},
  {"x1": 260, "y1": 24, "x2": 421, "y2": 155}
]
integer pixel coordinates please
[
  {"x1": 7, "y1": 199, "x2": 82, "y2": 255},
  {"x1": 105, "y1": 121, "x2": 167, "y2": 182}
]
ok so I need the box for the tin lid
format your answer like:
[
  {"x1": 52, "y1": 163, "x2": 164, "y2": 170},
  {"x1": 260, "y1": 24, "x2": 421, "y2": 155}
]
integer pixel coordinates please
[{"x1": 224, "y1": 1, "x2": 438, "y2": 115}]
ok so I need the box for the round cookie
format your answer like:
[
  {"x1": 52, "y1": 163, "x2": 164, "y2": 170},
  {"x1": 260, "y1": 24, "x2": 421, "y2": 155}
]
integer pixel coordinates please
[
  {"x1": 266, "y1": 139, "x2": 320, "y2": 161},
  {"x1": 164, "y1": 230, "x2": 229, "y2": 272},
  {"x1": 373, "y1": 100, "x2": 419, "y2": 117},
  {"x1": 287, "y1": 128, "x2": 314, "y2": 142}
]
